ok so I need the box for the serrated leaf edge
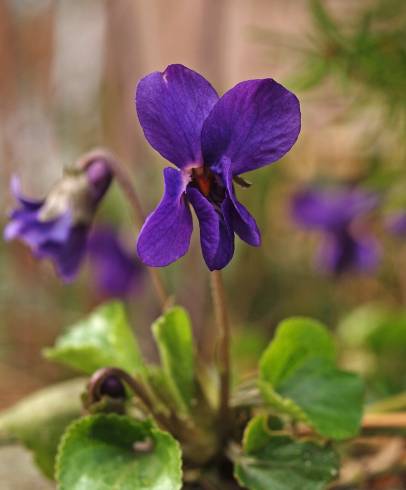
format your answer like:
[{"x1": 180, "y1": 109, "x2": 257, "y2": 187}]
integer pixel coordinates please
[{"x1": 55, "y1": 414, "x2": 183, "y2": 490}]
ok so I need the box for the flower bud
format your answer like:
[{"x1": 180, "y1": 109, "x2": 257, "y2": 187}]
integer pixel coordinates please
[
  {"x1": 4, "y1": 153, "x2": 113, "y2": 281},
  {"x1": 99, "y1": 375, "x2": 126, "y2": 399}
]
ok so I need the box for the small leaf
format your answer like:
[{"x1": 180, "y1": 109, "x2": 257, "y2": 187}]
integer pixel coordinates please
[
  {"x1": 0, "y1": 378, "x2": 84, "y2": 479},
  {"x1": 259, "y1": 317, "x2": 335, "y2": 386},
  {"x1": 44, "y1": 301, "x2": 145, "y2": 376},
  {"x1": 259, "y1": 317, "x2": 364, "y2": 440},
  {"x1": 56, "y1": 414, "x2": 182, "y2": 490},
  {"x1": 242, "y1": 415, "x2": 272, "y2": 454},
  {"x1": 235, "y1": 415, "x2": 339, "y2": 490},
  {"x1": 152, "y1": 306, "x2": 196, "y2": 409}
]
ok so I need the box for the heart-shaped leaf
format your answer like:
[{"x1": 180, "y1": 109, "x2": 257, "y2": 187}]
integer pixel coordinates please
[
  {"x1": 0, "y1": 378, "x2": 84, "y2": 478},
  {"x1": 56, "y1": 414, "x2": 182, "y2": 490},
  {"x1": 234, "y1": 415, "x2": 339, "y2": 490},
  {"x1": 44, "y1": 301, "x2": 145, "y2": 376},
  {"x1": 259, "y1": 317, "x2": 364, "y2": 440}
]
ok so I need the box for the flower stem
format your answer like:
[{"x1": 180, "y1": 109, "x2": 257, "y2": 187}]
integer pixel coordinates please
[
  {"x1": 210, "y1": 270, "x2": 231, "y2": 434},
  {"x1": 75, "y1": 148, "x2": 169, "y2": 309}
]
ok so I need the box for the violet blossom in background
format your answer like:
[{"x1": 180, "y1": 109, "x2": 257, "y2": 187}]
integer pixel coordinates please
[
  {"x1": 291, "y1": 187, "x2": 380, "y2": 274},
  {"x1": 385, "y1": 212, "x2": 406, "y2": 237},
  {"x1": 135, "y1": 64, "x2": 301, "y2": 270},
  {"x1": 4, "y1": 158, "x2": 112, "y2": 281},
  {"x1": 87, "y1": 227, "x2": 144, "y2": 299}
]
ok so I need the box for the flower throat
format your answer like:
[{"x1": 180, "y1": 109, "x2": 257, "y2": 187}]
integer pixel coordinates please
[{"x1": 191, "y1": 166, "x2": 225, "y2": 207}]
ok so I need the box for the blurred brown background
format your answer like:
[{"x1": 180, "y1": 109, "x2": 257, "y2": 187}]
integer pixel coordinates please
[
  {"x1": 0, "y1": 0, "x2": 310, "y2": 409},
  {"x1": 0, "y1": 0, "x2": 402, "y2": 412}
]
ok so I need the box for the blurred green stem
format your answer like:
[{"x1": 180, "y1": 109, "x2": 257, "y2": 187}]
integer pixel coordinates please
[
  {"x1": 210, "y1": 270, "x2": 231, "y2": 436},
  {"x1": 367, "y1": 392, "x2": 406, "y2": 414},
  {"x1": 76, "y1": 148, "x2": 169, "y2": 309}
]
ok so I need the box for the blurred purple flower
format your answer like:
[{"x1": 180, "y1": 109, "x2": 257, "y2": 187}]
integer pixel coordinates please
[
  {"x1": 87, "y1": 227, "x2": 144, "y2": 299},
  {"x1": 4, "y1": 158, "x2": 112, "y2": 281},
  {"x1": 385, "y1": 212, "x2": 406, "y2": 237},
  {"x1": 292, "y1": 187, "x2": 380, "y2": 274},
  {"x1": 135, "y1": 64, "x2": 301, "y2": 270}
]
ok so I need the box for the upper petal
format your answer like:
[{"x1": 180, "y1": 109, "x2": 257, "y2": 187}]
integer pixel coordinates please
[
  {"x1": 292, "y1": 187, "x2": 378, "y2": 232},
  {"x1": 187, "y1": 187, "x2": 234, "y2": 270},
  {"x1": 136, "y1": 64, "x2": 219, "y2": 168},
  {"x1": 137, "y1": 167, "x2": 193, "y2": 267},
  {"x1": 221, "y1": 157, "x2": 261, "y2": 246},
  {"x1": 201, "y1": 79, "x2": 301, "y2": 175},
  {"x1": 10, "y1": 175, "x2": 44, "y2": 210}
]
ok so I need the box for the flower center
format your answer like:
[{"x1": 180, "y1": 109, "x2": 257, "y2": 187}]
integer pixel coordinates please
[{"x1": 190, "y1": 167, "x2": 225, "y2": 206}]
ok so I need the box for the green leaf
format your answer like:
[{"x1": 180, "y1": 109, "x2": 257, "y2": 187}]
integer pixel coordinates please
[
  {"x1": 242, "y1": 415, "x2": 272, "y2": 454},
  {"x1": 146, "y1": 365, "x2": 183, "y2": 416},
  {"x1": 0, "y1": 378, "x2": 84, "y2": 479},
  {"x1": 56, "y1": 414, "x2": 182, "y2": 490},
  {"x1": 234, "y1": 415, "x2": 339, "y2": 490},
  {"x1": 259, "y1": 317, "x2": 336, "y2": 386},
  {"x1": 259, "y1": 317, "x2": 364, "y2": 440},
  {"x1": 44, "y1": 301, "x2": 145, "y2": 376},
  {"x1": 278, "y1": 359, "x2": 364, "y2": 439},
  {"x1": 258, "y1": 382, "x2": 310, "y2": 423},
  {"x1": 152, "y1": 306, "x2": 196, "y2": 410}
]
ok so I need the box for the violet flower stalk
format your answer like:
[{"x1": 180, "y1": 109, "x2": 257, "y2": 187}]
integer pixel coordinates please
[
  {"x1": 292, "y1": 187, "x2": 380, "y2": 274},
  {"x1": 135, "y1": 64, "x2": 301, "y2": 270},
  {"x1": 4, "y1": 157, "x2": 112, "y2": 281},
  {"x1": 87, "y1": 226, "x2": 144, "y2": 299}
]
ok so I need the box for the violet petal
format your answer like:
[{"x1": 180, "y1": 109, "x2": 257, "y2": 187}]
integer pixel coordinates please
[
  {"x1": 221, "y1": 157, "x2": 261, "y2": 246},
  {"x1": 386, "y1": 212, "x2": 406, "y2": 237},
  {"x1": 292, "y1": 188, "x2": 378, "y2": 233},
  {"x1": 10, "y1": 175, "x2": 44, "y2": 210},
  {"x1": 136, "y1": 64, "x2": 218, "y2": 168},
  {"x1": 187, "y1": 187, "x2": 234, "y2": 270},
  {"x1": 38, "y1": 225, "x2": 88, "y2": 282},
  {"x1": 201, "y1": 79, "x2": 300, "y2": 175},
  {"x1": 137, "y1": 167, "x2": 193, "y2": 267},
  {"x1": 319, "y1": 232, "x2": 379, "y2": 275},
  {"x1": 88, "y1": 227, "x2": 143, "y2": 298}
]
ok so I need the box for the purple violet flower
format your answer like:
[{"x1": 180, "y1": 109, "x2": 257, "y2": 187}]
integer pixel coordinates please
[
  {"x1": 4, "y1": 158, "x2": 112, "y2": 281},
  {"x1": 87, "y1": 227, "x2": 144, "y2": 299},
  {"x1": 291, "y1": 187, "x2": 380, "y2": 274},
  {"x1": 385, "y1": 212, "x2": 406, "y2": 237},
  {"x1": 135, "y1": 64, "x2": 301, "y2": 270}
]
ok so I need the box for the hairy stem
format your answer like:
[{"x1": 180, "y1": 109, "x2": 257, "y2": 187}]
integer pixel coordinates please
[
  {"x1": 210, "y1": 270, "x2": 231, "y2": 435},
  {"x1": 75, "y1": 148, "x2": 168, "y2": 309}
]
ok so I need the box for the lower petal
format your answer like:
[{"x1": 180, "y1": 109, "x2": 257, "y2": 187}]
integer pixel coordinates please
[
  {"x1": 88, "y1": 227, "x2": 143, "y2": 298},
  {"x1": 137, "y1": 167, "x2": 193, "y2": 267},
  {"x1": 318, "y1": 233, "x2": 379, "y2": 275},
  {"x1": 187, "y1": 187, "x2": 234, "y2": 270},
  {"x1": 4, "y1": 210, "x2": 72, "y2": 249},
  {"x1": 354, "y1": 237, "x2": 380, "y2": 271},
  {"x1": 38, "y1": 225, "x2": 88, "y2": 282},
  {"x1": 221, "y1": 157, "x2": 261, "y2": 246}
]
